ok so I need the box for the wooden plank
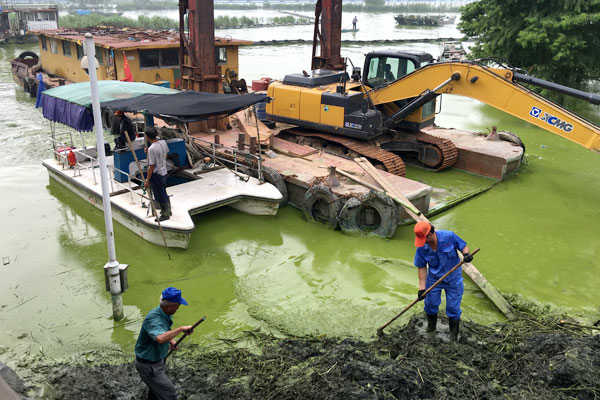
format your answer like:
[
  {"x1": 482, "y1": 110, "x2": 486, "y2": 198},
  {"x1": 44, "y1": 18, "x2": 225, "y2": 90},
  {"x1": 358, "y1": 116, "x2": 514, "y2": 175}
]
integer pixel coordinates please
[
  {"x1": 334, "y1": 167, "x2": 420, "y2": 214},
  {"x1": 462, "y1": 264, "x2": 516, "y2": 320},
  {"x1": 354, "y1": 157, "x2": 425, "y2": 220},
  {"x1": 271, "y1": 137, "x2": 319, "y2": 157},
  {"x1": 231, "y1": 110, "x2": 274, "y2": 147},
  {"x1": 353, "y1": 157, "x2": 516, "y2": 320}
]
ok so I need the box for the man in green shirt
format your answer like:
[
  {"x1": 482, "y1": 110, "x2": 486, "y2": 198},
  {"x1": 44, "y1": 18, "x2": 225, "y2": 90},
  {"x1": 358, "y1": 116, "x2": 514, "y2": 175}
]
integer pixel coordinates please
[{"x1": 134, "y1": 287, "x2": 193, "y2": 399}]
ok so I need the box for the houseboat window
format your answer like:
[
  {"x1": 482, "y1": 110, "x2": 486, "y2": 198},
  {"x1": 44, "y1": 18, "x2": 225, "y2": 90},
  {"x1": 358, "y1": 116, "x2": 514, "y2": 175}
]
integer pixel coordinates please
[
  {"x1": 26, "y1": 12, "x2": 35, "y2": 21},
  {"x1": 160, "y1": 48, "x2": 178, "y2": 67},
  {"x1": 216, "y1": 47, "x2": 227, "y2": 65},
  {"x1": 140, "y1": 49, "x2": 160, "y2": 68},
  {"x1": 38, "y1": 12, "x2": 55, "y2": 21},
  {"x1": 140, "y1": 48, "x2": 178, "y2": 69},
  {"x1": 41, "y1": 36, "x2": 47, "y2": 51},
  {"x1": 96, "y1": 47, "x2": 104, "y2": 65},
  {"x1": 50, "y1": 39, "x2": 58, "y2": 54},
  {"x1": 62, "y1": 40, "x2": 72, "y2": 57},
  {"x1": 76, "y1": 44, "x2": 84, "y2": 60}
]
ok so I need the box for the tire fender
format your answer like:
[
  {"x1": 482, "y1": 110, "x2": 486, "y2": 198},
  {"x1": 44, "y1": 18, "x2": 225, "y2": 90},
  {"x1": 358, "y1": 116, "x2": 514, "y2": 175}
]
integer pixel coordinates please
[
  {"x1": 18, "y1": 51, "x2": 38, "y2": 59},
  {"x1": 260, "y1": 166, "x2": 288, "y2": 206},
  {"x1": 102, "y1": 108, "x2": 114, "y2": 131},
  {"x1": 302, "y1": 185, "x2": 342, "y2": 229},
  {"x1": 338, "y1": 191, "x2": 398, "y2": 238}
]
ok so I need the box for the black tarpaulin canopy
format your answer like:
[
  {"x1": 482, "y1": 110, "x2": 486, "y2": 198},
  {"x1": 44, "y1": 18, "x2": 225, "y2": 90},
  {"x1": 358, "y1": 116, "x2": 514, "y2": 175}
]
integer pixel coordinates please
[{"x1": 101, "y1": 91, "x2": 268, "y2": 122}]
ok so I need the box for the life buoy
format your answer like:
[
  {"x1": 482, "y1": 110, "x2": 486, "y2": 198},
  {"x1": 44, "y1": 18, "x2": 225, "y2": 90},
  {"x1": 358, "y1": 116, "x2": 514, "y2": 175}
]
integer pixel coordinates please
[
  {"x1": 302, "y1": 185, "x2": 342, "y2": 229},
  {"x1": 260, "y1": 166, "x2": 288, "y2": 206},
  {"x1": 338, "y1": 191, "x2": 398, "y2": 238}
]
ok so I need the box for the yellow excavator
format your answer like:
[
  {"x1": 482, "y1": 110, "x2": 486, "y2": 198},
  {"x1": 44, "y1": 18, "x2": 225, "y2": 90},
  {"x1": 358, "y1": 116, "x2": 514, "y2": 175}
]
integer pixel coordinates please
[{"x1": 266, "y1": 50, "x2": 600, "y2": 175}]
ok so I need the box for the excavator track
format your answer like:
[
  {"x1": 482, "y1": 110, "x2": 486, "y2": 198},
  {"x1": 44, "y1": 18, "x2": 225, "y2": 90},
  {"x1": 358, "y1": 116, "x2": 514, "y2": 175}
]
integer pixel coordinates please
[
  {"x1": 415, "y1": 132, "x2": 458, "y2": 171},
  {"x1": 286, "y1": 129, "x2": 406, "y2": 177}
]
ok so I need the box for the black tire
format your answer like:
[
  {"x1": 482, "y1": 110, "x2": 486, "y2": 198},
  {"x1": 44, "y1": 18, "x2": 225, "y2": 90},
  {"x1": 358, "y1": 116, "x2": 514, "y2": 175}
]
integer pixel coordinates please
[
  {"x1": 260, "y1": 166, "x2": 288, "y2": 206},
  {"x1": 338, "y1": 191, "x2": 398, "y2": 238},
  {"x1": 239, "y1": 78, "x2": 247, "y2": 92},
  {"x1": 302, "y1": 185, "x2": 342, "y2": 229},
  {"x1": 18, "y1": 51, "x2": 38, "y2": 60},
  {"x1": 102, "y1": 108, "x2": 114, "y2": 131}
]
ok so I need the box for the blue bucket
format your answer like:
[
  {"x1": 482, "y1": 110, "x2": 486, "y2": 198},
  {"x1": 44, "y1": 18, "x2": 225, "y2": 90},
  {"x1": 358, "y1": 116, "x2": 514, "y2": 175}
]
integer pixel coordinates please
[{"x1": 256, "y1": 101, "x2": 267, "y2": 120}]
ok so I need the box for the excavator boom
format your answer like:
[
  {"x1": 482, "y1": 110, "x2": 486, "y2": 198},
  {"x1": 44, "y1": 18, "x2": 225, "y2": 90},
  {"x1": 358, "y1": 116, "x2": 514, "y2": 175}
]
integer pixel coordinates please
[{"x1": 370, "y1": 62, "x2": 600, "y2": 152}]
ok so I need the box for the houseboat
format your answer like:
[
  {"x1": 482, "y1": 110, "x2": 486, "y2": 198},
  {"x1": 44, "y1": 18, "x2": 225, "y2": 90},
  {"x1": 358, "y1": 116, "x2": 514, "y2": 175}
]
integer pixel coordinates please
[
  {"x1": 11, "y1": 27, "x2": 252, "y2": 122},
  {"x1": 0, "y1": 3, "x2": 58, "y2": 44}
]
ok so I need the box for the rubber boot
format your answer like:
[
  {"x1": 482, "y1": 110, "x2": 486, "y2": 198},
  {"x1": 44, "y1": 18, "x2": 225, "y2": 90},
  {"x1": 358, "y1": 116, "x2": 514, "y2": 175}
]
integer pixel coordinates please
[
  {"x1": 157, "y1": 203, "x2": 169, "y2": 222},
  {"x1": 426, "y1": 313, "x2": 437, "y2": 332},
  {"x1": 164, "y1": 200, "x2": 172, "y2": 218},
  {"x1": 449, "y1": 318, "x2": 460, "y2": 342}
]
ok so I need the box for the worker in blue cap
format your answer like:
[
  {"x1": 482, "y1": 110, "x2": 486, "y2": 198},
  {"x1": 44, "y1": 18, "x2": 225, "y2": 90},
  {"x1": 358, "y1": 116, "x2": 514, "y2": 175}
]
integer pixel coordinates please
[{"x1": 134, "y1": 287, "x2": 193, "y2": 399}]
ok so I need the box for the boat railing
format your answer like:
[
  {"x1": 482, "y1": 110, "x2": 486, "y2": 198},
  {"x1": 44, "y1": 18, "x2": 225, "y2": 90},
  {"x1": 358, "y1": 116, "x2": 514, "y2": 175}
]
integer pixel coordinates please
[
  {"x1": 190, "y1": 136, "x2": 264, "y2": 182},
  {"x1": 50, "y1": 141, "x2": 153, "y2": 207}
]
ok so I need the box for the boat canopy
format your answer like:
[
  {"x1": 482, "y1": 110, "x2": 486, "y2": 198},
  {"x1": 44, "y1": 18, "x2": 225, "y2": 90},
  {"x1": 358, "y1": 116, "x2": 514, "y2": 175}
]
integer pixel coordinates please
[
  {"x1": 39, "y1": 80, "x2": 268, "y2": 131},
  {"x1": 102, "y1": 91, "x2": 268, "y2": 124},
  {"x1": 39, "y1": 81, "x2": 177, "y2": 132}
]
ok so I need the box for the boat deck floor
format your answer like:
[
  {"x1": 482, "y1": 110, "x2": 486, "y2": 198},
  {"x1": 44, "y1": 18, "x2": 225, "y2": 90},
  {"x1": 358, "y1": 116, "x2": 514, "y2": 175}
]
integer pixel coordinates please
[
  {"x1": 191, "y1": 130, "x2": 434, "y2": 220},
  {"x1": 43, "y1": 155, "x2": 282, "y2": 248}
]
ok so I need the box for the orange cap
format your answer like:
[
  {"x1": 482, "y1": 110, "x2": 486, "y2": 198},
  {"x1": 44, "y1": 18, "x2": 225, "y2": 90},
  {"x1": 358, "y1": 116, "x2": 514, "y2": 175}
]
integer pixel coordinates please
[
  {"x1": 114, "y1": 110, "x2": 124, "y2": 116},
  {"x1": 414, "y1": 221, "x2": 431, "y2": 247}
]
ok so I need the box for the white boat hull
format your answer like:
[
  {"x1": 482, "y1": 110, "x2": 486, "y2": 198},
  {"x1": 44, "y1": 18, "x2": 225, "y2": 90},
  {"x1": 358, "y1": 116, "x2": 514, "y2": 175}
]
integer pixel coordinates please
[{"x1": 43, "y1": 156, "x2": 282, "y2": 249}]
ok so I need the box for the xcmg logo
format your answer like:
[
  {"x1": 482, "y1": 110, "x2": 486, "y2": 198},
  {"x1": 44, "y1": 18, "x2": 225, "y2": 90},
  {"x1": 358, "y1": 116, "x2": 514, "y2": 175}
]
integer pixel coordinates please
[{"x1": 529, "y1": 107, "x2": 573, "y2": 133}]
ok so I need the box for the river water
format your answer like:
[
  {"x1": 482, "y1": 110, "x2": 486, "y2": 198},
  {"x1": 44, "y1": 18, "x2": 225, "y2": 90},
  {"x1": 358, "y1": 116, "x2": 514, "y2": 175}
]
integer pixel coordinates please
[{"x1": 0, "y1": 10, "x2": 599, "y2": 363}]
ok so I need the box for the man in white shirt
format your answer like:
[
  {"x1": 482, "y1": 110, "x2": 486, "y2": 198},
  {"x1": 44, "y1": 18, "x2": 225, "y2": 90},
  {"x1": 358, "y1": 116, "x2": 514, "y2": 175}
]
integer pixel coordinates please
[{"x1": 144, "y1": 127, "x2": 171, "y2": 221}]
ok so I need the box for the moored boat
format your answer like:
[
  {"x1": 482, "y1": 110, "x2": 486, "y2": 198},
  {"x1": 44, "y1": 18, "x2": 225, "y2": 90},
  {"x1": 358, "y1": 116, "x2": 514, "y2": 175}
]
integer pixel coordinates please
[
  {"x1": 39, "y1": 81, "x2": 284, "y2": 249},
  {"x1": 0, "y1": 4, "x2": 58, "y2": 44},
  {"x1": 438, "y1": 41, "x2": 467, "y2": 62}
]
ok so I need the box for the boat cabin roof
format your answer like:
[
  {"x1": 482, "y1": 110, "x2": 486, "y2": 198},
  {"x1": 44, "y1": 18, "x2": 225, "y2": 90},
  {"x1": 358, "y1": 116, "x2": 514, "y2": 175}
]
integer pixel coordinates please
[{"x1": 34, "y1": 28, "x2": 252, "y2": 51}]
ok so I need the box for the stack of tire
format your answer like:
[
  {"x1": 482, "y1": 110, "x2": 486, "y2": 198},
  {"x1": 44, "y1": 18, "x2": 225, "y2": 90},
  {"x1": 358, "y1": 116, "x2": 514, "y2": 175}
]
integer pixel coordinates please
[{"x1": 302, "y1": 185, "x2": 399, "y2": 238}]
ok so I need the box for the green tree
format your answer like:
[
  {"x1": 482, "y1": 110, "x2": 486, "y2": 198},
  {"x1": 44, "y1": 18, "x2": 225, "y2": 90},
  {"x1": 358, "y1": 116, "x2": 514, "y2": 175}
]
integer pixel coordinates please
[
  {"x1": 364, "y1": 0, "x2": 385, "y2": 8},
  {"x1": 459, "y1": 0, "x2": 600, "y2": 91}
]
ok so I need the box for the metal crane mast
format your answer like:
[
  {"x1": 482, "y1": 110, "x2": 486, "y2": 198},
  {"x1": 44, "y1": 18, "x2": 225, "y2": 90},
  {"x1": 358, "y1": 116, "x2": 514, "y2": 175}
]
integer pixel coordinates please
[{"x1": 311, "y1": 0, "x2": 345, "y2": 71}]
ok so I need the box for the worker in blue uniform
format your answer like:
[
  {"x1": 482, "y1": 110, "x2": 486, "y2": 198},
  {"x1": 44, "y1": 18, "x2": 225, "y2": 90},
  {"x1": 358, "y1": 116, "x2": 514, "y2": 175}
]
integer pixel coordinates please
[
  {"x1": 135, "y1": 287, "x2": 193, "y2": 399},
  {"x1": 413, "y1": 221, "x2": 473, "y2": 341}
]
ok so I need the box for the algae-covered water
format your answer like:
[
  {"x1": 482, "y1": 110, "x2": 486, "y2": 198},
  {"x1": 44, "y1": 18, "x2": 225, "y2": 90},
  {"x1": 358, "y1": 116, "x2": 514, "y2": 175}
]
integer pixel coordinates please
[{"x1": 1, "y1": 13, "x2": 599, "y2": 367}]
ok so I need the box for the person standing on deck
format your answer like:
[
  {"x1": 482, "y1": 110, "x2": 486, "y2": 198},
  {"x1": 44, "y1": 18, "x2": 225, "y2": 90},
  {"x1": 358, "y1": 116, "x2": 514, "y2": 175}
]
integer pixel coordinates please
[
  {"x1": 144, "y1": 127, "x2": 171, "y2": 221},
  {"x1": 352, "y1": 16, "x2": 358, "y2": 30},
  {"x1": 413, "y1": 221, "x2": 473, "y2": 341},
  {"x1": 135, "y1": 287, "x2": 194, "y2": 400},
  {"x1": 113, "y1": 110, "x2": 136, "y2": 149}
]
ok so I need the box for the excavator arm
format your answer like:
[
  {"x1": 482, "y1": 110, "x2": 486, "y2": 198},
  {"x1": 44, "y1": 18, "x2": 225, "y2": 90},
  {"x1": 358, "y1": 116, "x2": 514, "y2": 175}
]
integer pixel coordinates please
[{"x1": 369, "y1": 62, "x2": 600, "y2": 152}]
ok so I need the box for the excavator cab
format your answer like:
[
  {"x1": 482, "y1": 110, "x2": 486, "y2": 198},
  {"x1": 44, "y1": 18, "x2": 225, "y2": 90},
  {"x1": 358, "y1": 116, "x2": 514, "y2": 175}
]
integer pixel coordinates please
[
  {"x1": 362, "y1": 50, "x2": 437, "y2": 131},
  {"x1": 363, "y1": 50, "x2": 433, "y2": 88}
]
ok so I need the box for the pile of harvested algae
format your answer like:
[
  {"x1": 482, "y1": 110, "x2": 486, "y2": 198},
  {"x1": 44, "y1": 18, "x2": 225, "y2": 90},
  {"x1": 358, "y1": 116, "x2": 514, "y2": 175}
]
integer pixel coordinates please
[{"x1": 9, "y1": 313, "x2": 600, "y2": 400}]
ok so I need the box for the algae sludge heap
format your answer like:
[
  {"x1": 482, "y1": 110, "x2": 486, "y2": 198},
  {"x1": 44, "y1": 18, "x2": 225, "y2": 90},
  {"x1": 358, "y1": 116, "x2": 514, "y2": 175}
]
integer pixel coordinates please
[{"x1": 1, "y1": 1, "x2": 600, "y2": 399}]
